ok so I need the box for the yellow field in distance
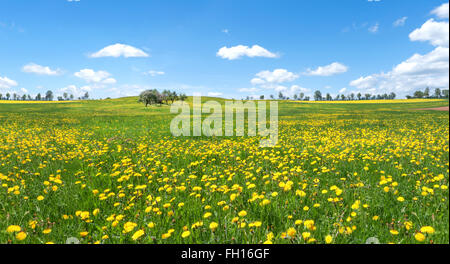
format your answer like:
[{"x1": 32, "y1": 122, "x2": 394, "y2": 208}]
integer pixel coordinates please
[
  {"x1": 293, "y1": 99, "x2": 447, "y2": 104},
  {"x1": 0, "y1": 100, "x2": 79, "y2": 104}
]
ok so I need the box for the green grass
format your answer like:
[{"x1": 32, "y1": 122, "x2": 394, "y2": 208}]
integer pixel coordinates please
[{"x1": 0, "y1": 98, "x2": 448, "y2": 244}]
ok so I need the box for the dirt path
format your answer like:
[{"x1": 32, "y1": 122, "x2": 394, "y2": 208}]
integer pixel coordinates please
[{"x1": 414, "y1": 106, "x2": 449, "y2": 111}]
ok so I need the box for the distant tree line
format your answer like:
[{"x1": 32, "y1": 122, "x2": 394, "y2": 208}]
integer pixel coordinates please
[
  {"x1": 254, "y1": 91, "x2": 397, "y2": 101},
  {"x1": 139, "y1": 89, "x2": 187, "y2": 107},
  {"x1": 249, "y1": 87, "x2": 450, "y2": 101},
  {"x1": 0, "y1": 90, "x2": 90, "y2": 101},
  {"x1": 406, "y1": 87, "x2": 449, "y2": 99}
]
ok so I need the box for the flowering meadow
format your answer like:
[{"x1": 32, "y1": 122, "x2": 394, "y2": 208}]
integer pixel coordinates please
[{"x1": 0, "y1": 98, "x2": 448, "y2": 244}]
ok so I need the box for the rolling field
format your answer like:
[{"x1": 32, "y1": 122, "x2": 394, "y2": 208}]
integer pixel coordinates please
[{"x1": 0, "y1": 98, "x2": 448, "y2": 244}]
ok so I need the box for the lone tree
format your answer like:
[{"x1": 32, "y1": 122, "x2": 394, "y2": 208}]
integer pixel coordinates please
[
  {"x1": 170, "y1": 91, "x2": 178, "y2": 103},
  {"x1": 45, "y1": 90, "x2": 54, "y2": 101},
  {"x1": 414, "y1": 90, "x2": 424, "y2": 98},
  {"x1": 389, "y1": 92, "x2": 396, "y2": 100},
  {"x1": 179, "y1": 93, "x2": 188, "y2": 101},
  {"x1": 314, "y1": 90, "x2": 322, "y2": 101},
  {"x1": 139, "y1": 90, "x2": 159, "y2": 107},
  {"x1": 424, "y1": 87, "x2": 430, "y2": 98},
  {"x1": 278, "y1": 92, "x2": 284, "y2": 100},
  {"x1": 434, "y1": 88, "x2": 441, "y2": 98}
]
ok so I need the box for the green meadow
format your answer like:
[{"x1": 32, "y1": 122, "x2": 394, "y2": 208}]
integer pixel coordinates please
[{"x1": 0, "y1": 98, "x2": 448, "y2": 244}]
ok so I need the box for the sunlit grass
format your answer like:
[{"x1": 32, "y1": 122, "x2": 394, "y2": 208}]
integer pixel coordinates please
[{"x1": 0, "y1": 97, "x2": 448, "y2": 244}]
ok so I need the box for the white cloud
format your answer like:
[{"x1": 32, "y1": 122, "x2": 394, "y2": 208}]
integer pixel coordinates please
[
  {"x1": 350, "y1": 5, "x2": 449, "y2": 98},
  {"x1": 102, "y1": 78, "x2": 117, "y2": 84},
  {"x1": 60, "y1": 85, "x2": 91, "y2": 98},
  {"x1": 431, "y1": 2, "x2": 449, "y2": 19},
  {"x1": 350, "y1": 47, "x2": 449, "y2": 97},
  {"x1": 20, "y1": 88, "x2": 28, "y2": 94},
  {"x1": 0, "y1": 76, "x2": 18, "y2": 89},
  {"x1": 90, "y1": 43, "x2": 149, "y2": 58},
  {"x1": 339, "y1": 87, "x2": 347, "y2": 93},
  {"x1": 251, "y1": 69, "x2": 299, "y2": 86},
  {"x1": 392, "y1": 46, "x2": 449, "y2": 76},
  {"x1": 393, "y1": 17, "x2": 408, "y2": 27},
  {"x1": 246, "y1": 69, "x2": 304, "y2": 96},
  {"x1": 22, "y1": 63, "x2": 62, "y2": 76},
  {"x1": 217, "y1": 45, "x2": 278, "y2": 60},
  {"x1": 275, "y1": 85, "x2": 310, "y2": 97},
  {"x1": 368, "y1": 23, "x2": 379, "y2": 33},
  {"x1": 409, "y1": 19, "x2": 449, "y2": 47},
  {"x1": 304, "y1": 62, "x2": 348, "y2": 76},
  {"x1": 274, "y1": 85, "x2": 287, "y2": 92},
  {"x1": 74, "y1": 69, "x2": 116, "y2": 84},
  {"x1": 146, "y1": 70, "x2": 165, "y2": 76},
  {"x1": 290, "y1": 85, "x2": 310, "y2": 93}
]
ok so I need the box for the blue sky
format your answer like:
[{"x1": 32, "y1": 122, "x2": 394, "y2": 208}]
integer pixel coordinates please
[{"x1": 0, "y1": 0, "x2": 448, "y2": 99}]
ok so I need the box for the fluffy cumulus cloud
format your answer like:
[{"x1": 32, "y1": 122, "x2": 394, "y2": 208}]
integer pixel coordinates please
[
  {"x1": 289, "y1": 85, "x2": 310, "y2": 94},
  {"x1": 251, "y1": 69, "x2": 299, "y2": 86},
  {"x1": 22, "y1": 63, "x2": 62, "y2": 76},
  {"x1": 0, "y1": 76, "x2": 18, "y2": 89},
  {"x1": 409, "y1": 19, "x2": 449, "y2": 47},
  {"x1": 349, "y1": 3, "x2": 449, "y2": 97},
  {"x1": 246, "y1": 69, "x2": 309, "y2": 97},
  {"x1": 74, "y1": 69, "x2": 117, "y2": 84},
  {"x1": 60, "y1": 85, "x2": 91, "y2": 98},
  {"x1": 271, "y1": 85, "x2": 311, "y2": 97},
  {"x1": 350, "y1": 47, "x2": 449, "y2": 94},
  {"x1": 90, "y1": 43, "x2": 149, "y2": 58},
  {"x1": 393, "y1": 46, "x2": 449, "y2": 76},
  {"x1": 304, "y1": 62, "x2": 348, "y2": 76},
  {"x1": 431, "y1": 2, "x2": 449, "y2": 19},
  {"x1": 217, "y1": 45, "x2": 278, "y2": 60}
]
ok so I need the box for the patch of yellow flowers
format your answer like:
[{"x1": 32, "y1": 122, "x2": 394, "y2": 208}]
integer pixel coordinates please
[{"x1": 0, "y1": 104, "x2": 448, "y2": 244}]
